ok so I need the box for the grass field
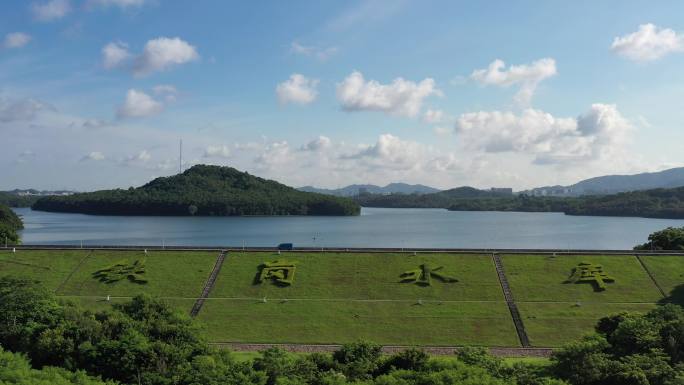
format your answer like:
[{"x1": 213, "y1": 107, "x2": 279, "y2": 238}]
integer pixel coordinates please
[
  {"x1": 198, "y1": 299, "x2": 518, "y2": 346},
  {"x1": 211, "y1": 252, "x2": 503, "y2": 301},
  {"x1": 639, "y1": 255, "x2": 684, "y2": 302},
  {"x1": 1, "y1": 249, "x2": 680, "y2": 348},
  {"x1": 517, "y1": 302, "x2": 656, "y2": 347},
  {"x1": 502, "y1": 254, "x2": 664, "y2": 302}
]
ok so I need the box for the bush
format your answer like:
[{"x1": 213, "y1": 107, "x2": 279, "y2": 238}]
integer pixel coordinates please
[{"x1": 634, "y1": 226, "x2": 684, "y2": 250}]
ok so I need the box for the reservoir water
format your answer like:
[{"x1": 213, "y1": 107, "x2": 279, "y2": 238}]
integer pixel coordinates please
[{"x1": 12, "y1": 207, "x2": 684, "y2": 249}]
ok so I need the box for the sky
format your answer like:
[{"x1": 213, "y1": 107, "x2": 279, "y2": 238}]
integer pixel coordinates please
[{"x1": 2, "y1": 0, "x2": 684, "y2": 191}]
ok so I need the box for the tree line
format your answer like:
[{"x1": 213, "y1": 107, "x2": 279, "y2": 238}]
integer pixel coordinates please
[
  {"x1": 356, "y1": 186, "x2": 684, "y2": 219},
  {"x1": 32, "y1": 165, "x2": 360, "y2": 217},
  {"x1": 0, "y1": 204, "x2": 22, "y2": 244}
]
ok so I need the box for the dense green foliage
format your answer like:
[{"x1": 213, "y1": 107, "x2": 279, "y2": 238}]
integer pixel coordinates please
[
  {"x1": 32, "y1": 165, "x2": 360, "y2": 216},
  {"x1": 0, "y1": 192, "x2": 39, "y2": 208},
  {"x1": 551, "y1": 305, "x2": 684, "y2": 385},
  {"x1": 0, "y1": 347, "x2": 115, "y2": 385},
  {"x1": 0, "y1": 203, "x2": 22, "y2": 244},
  {"x1": 358, "y1": 186, "x2": 684, "y2": 219},
  {"x1": 635, "y1": 227, "x2": 684, "y2": 250}
]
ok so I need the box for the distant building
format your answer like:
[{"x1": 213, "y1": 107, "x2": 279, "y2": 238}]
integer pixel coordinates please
[{"x1": 490, "y1": 187, "x2": 513, "y2": 195}]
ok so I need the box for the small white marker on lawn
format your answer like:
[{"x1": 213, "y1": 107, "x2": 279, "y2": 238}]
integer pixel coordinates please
[{"x1": 106, "y1": 295, "x2": 110, "y2": 302}]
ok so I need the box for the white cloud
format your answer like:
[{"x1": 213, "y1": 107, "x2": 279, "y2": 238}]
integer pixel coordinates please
[
  {"x1": 117, "y1": 89, "x2": 163, "y2": 118},
  {"x1": 336, "y1": 71, "x2": 440, "y2": 117},
  {"x1": 0, "y1": 97, "x2": 51, "y2": 122},
  {"x1": 87, "y1": 0, "x2": 148, "y2": 8},
  {"x1": 203, "y1": 145, "x2": 231, "y2": 159},
  {"x1": 470, "y1": 58, "x2": 557, "y2": 106},
  {"x1": 276, "y1": 74, "x2": 319, "y2": 105},
  {"x1": 80, "y1": 151, "x2": 105, "y2": 161},
  {"x1": 132, "y1": 37, "x2": 199, "y2": 77},
  {"x1": 3, "y1": 33, "x2": 32, "y2": 49},
  {"x1": 123, "y1": 150, "x2": 151, "y2": 164},
  {"x1": 423, "y1": 108, "x2": 444, "y2": 124},
  {"x1": 454, "y1": 104, "x2": 632, "y2": 165},
  {"x1": 433, "y1": 126, "x2": 452, "y2": 136},
  {"x1": 153, "y1": 84, "x2": 178, "y2": 102},
  {"x1": 31, "y1": 0, "x2": 71, "y2": 21},
  {"x1": 254, "y1": 141, "x2": 293, "y2": 168},
  {"x1": 290, "y1": 41, "x2": 338, "y2": 61},
  {"x1": 611, "y1": 23, "x2": 684, "y2": 62},
  {"x1": 343, "y1": 133, "x2": 426, "y2": 170},
  {"x1": 102, "y1": 41, "x2": 131, "y2": 69},
  {"x1": 301, "y1": 136, "x2": 331, "y2": 152}
]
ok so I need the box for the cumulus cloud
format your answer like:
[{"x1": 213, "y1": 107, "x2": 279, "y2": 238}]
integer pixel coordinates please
[
  {"x1": 132, "y1": 37, "x2": 199, "y2": 77},
  {"x1": 31, "y1": 0, "x2": 71, "y2": 21},
  {"x1": 343, "y1": 134, "x2": 427, "y2": 170},
  {"x1": 290, "y1": 41, "x2": 338, "y2": 61},
  {"x1": 121, "y1": 150, "x2": 151, "y2": 166},
  {"x1": 3, "y1": 33, "x2": 31, "y2": 49},
  {"x1": 423, "y1": 108, "x2": 444, "y2": 124},
  {"x1": 254, "y1": 141, "x2": 293, "y2": 168},
  {"x1": 611, "y1": 23, "x2": 684, "y2": 62},
  {"x1": 80, "y1": 151, "x2": 105, "y2": 161},
  {"x1": 301, "y1": 136, "x2": 331, "y2": 152},
  {"x1": 276, "y1": 74, "x2": 319, "y2": 105},
  {"x1": 336, "y1": 71, "x2": 440, "y2": 117},
  {"x1": 0, "y1": 97, "x2": 51, "y2": 122},
  {"x1": 102, "y1": 41, "x2": 131, "y2": 69},
  {"x1": 117, "y1": 89, "x2": 163, "y2": 118},
  {"x1": 203, "y1": 145, "x2": 231, "y2": 159},
  {"x1": 153, "y1": 84, "x2": 178, "y2": 102},
  {"x1": 454, "y1": 104, "x2": 632, "y2": 165},
  {"x1": 470, "y1": 58, "x2": 557, "y2": 106}
]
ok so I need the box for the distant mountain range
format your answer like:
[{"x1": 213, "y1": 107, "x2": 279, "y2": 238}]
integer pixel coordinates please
[
  {"x1": 298, "y1": 183, "x2": 441, "y2": 197},
  {"x1": 523, "y1": 167, "x2": 684, "y2": 197}
]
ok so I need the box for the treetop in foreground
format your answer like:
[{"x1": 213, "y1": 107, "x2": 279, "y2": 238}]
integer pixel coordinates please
[{"x1": 32, "y1": 164, "x2": 361, "y2": 216}]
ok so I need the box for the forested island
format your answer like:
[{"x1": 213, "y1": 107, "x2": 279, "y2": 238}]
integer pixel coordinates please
[
  {"x1": 32, "y1": 165, "x2": 360, "y2": 216},
  {"x1": 357, "y1": 186, "x2": 684, "y2": 219}
]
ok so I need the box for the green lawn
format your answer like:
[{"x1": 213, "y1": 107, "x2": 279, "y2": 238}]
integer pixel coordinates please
[
  {"x1": 639, "y1": 255, "x2": 684, "y2": 302},
  {"x1": 55, "y1": 250, "x2": 218, "y2": 297},
  {"x1": 197, "y1": 299, "x2": 518, "y2": 346},
  {"x1": 0, "y1": 249, "x2": 90, "y2": 290},
  {"x1": 518, "y1": 302, "x2": 656, "y2": 347},
  {"x1": 501, "y1": 254, "x2": 664, "y2": 303},
  {"x1": 211, "y1": 252, "x2": 503, "y2": 301}
]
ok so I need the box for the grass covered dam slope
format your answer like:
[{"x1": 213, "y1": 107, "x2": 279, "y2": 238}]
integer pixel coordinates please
[
  {"x1": 32, "y1": 165, "x2": 361, "y2": 216},
  {"x1": 2, "y1": 248, "x2": 680, "y2": 347}
]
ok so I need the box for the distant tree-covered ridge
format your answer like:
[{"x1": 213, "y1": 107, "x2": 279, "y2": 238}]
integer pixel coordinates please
[
  {"x1": 0, "y1": 191, "x2": 40, "y2": 207},
  {"x1": 0, "y1": 204, "x2": 22, "y2": 244},
  {"x1": 357, "y1": 186, "x2": 684, "y2": 219},
  {"x1": 32, "y1": 165, "x2": 361, "y2": 216}
]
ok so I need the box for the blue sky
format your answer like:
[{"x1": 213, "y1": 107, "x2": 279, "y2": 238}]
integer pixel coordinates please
[{"x1": 2, "y1": 0, "x2": 684, "y2": 191}]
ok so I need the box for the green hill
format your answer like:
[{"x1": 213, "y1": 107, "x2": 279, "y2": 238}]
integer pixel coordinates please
[
  {"x1": 356, "y1": 186, "x2": 513, "y2": 208},
  {"x1": 32, "y1": 165, "x2": 360, "y2": 216}
]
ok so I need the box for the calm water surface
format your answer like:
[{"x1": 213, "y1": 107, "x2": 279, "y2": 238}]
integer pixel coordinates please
[{"x1": 13, "y1": 207, "x2": 684, "y2": 249}]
